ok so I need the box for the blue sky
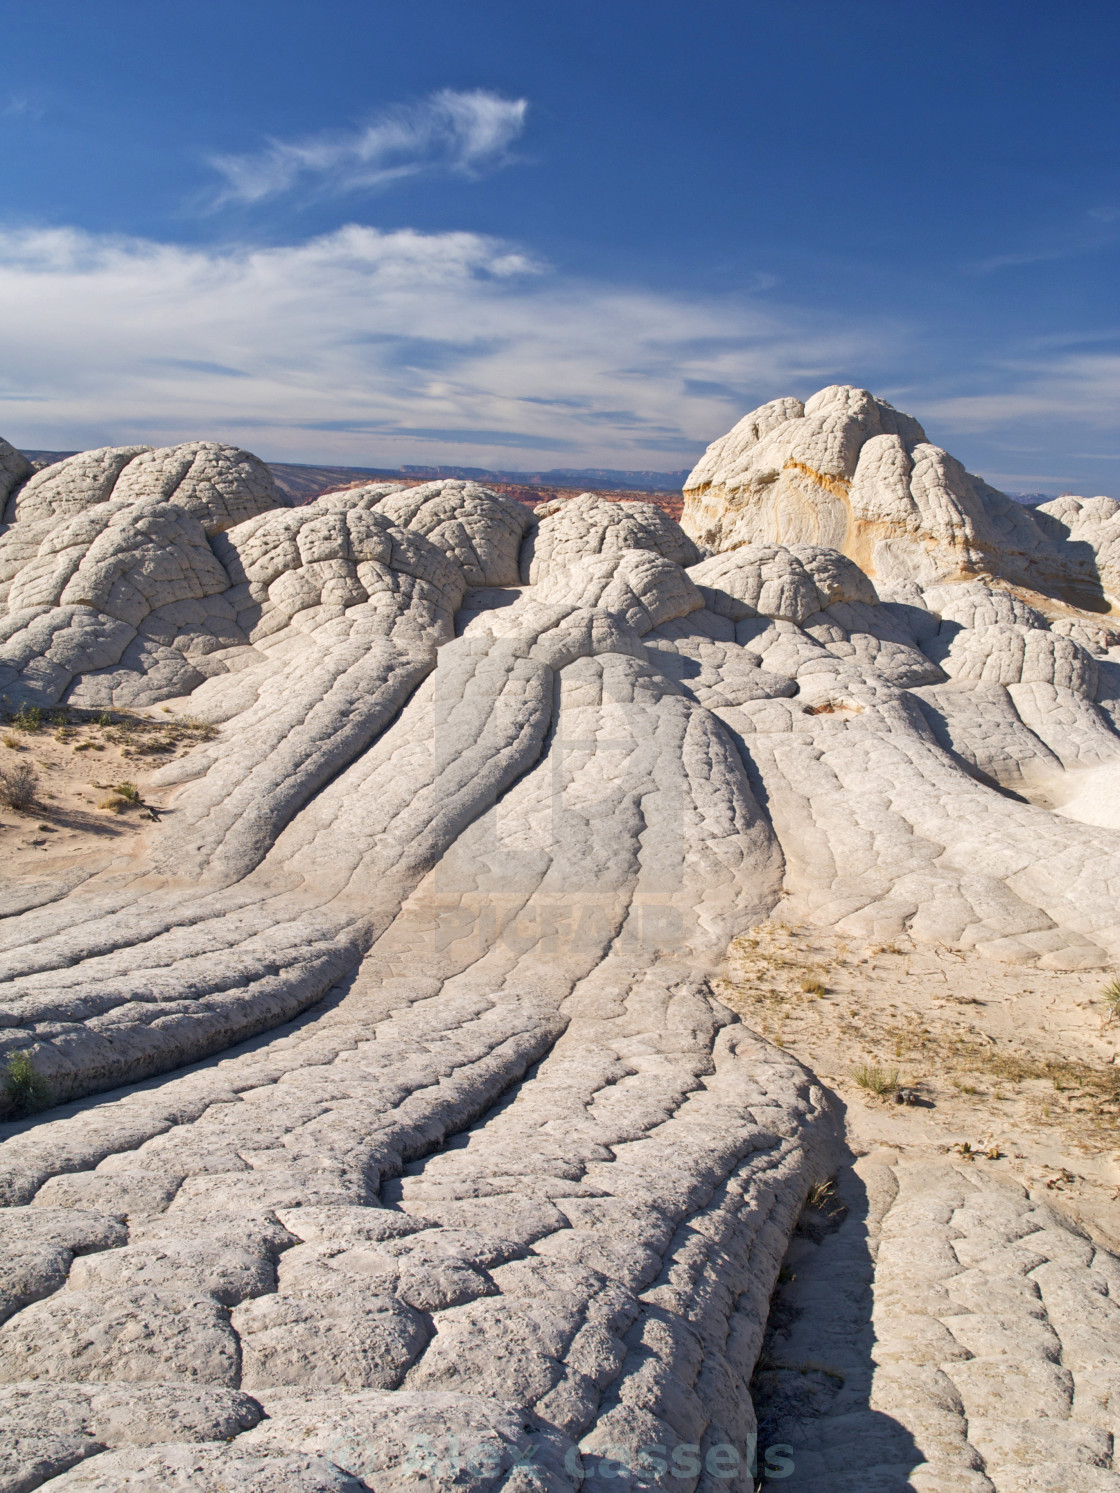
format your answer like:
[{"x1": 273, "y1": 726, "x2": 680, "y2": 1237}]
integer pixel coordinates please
[{"x1": 1, "y1": 0, "x2": 1118, "y2": 493}]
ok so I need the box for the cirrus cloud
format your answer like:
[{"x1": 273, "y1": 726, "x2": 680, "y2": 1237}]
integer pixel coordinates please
[
  {"x1": 0, "y1": 221, "x2": 883, "y2": 467},
  {"x1": 207, "y1": 89, "x2": 528, "y2": 206}
]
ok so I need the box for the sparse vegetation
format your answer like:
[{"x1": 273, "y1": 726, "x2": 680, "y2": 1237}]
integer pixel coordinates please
[
  {"x1": 805, "y1": 1178, "x2": 837, "y2": 1211},
  {"x1": 0, "y1": 762, "x2": 37, "y2": 812},
  {"x1": 800, "y1": 975, "x2": 827, "y2": 995},
  {"x1": 10, "y1": 704, "x2": 43, "y2": 733},
  {"x1": 797, "y1": 1175, "x2": 848, "y2": 1239},
  {"x1": 98, "y1": 780, "x2": 145, "y2": 813},
  {"x1": 851, "y1": 1063, "x2": 900, "y2": 1097},
  {"x1": 2, "y1": 1051, "x2": 51, "y2": 1117},
  {"x1": 719, "y1": 921, "x2": 1120, "y2": 1159}
]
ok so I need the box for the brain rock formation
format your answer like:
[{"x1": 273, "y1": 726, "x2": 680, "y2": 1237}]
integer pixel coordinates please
[{"x1": 0, "y1": 402, "x2": 1119, "y2": 1489}]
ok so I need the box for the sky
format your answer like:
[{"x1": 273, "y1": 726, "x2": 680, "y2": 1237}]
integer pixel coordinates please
[{"x1": 0, "y1": 0, "x2": 1118, "y2": 494}]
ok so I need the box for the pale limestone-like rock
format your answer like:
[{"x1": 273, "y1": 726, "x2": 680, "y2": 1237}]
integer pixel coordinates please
[
  {"x1": 682, "y1": 384, "x2": 1115, "y2": 608},
  {"x1": 5, "y1": 447, "x2": 152, "y2": 526},
  {"x1": 353, "y1": 480, "x2": 534, "y2": 587},
  {"x1": 688, "y1": 545, "x2": 822, "y2": 623},
  {"x1": 232, "y1": 1287, "x2": 431, "y2": 1390},
  {"x1": 0, "y1": 414, "x2": 1119, "y2": 1490},
  {"x1": 43, "y1": 1444, "x2": 364, "y2": 1491},
  {"x1": 110, "y1": 441, "x2": 285, "y2": 534},
  {"x1": 927, "y1": 622, "x2": 1099, "y2": 697},
  {"x1": 526, "y1": 491, "x2": 698, "y2": 582},
  {"x1": 0, "y1": 1288, "x2": 240, "y2": 1385},
  {"x1": 242, "y1": 1388, "x2": 558, "y2": 1493},
  {"x1": 0, "y1": 438, "x2": 33, "y2": 508},
  {"x1": 1037, "y1": 494, "x2": 1120, "y2": 613},
  {"x1": 0, "y1": 1381, "x2": 261, "y2": 1491},
  {"x1": 0, "y1": 606, "x2": 136, "y2": 707},
  {"x1": 6, "y1": 500, "x2": 229, "y2": 627},
  {"x1": 753, "y1": 1158, "x2": 1120, "y2": 1492}
]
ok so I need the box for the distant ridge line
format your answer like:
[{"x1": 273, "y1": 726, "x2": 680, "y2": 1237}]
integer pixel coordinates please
[
  {"x1": 17, "y1": 451, "x2": 690, "y2": 503},
  {"x1": 16, "y1": 450, "x2": 1064, "y2": 511}
]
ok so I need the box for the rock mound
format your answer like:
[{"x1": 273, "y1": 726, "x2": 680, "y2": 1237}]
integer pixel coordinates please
[
  {"x1": 0, "y1": 412, "x2": 1118, "y2": 1489},
  {"x1": 683, "y1": 383, "x2": 1119, "y2": 611}
]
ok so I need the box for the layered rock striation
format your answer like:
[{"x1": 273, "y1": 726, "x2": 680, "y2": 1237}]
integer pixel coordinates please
[
  {"x1": 682, "y1": 384, "x2": 1120, "y2": 612},
  {"x1": 0, "y1": 405, "x2": 1118, "y2": 1489}
]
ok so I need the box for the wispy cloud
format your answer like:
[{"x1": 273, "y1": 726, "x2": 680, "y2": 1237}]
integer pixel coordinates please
[
  {"x1": 3, "y1": 221, "x2": 1111, "y2": 487},
  {"x1": 968, "y1": 207, "x2": 1120, "y2": 275},
  {"x1": 206, "y1": 89, "x2": 528, "y2": 206},
  {"x1": 0, "y1": 223, "x2": 878, "y2": 467},
  {"x1": 922, "y1": 352, "x2": 1120, "y2": 431},
  {"x1": 2, "y1": 93, "x2": 45, "y2": 122}
]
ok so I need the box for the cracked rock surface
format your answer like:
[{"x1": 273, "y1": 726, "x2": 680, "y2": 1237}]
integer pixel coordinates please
[{"x1": 1, "y1": 393, "x2": 1120, "y2": 1488}]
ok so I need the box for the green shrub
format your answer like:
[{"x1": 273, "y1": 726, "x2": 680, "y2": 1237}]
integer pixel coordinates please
[
  {"x1": 11, "y1": 704, "x2": 43, "y2": 733},
  {"x1": 3, "y1": 1051, "x2": 51, "y2": 1117}
]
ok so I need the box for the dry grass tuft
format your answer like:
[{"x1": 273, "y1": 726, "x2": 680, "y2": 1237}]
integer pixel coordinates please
[
  {"x1": 851, "y1": 1063, "x2": 900, "y2": 1097},
  {"x1": 0, "y1": 762, "x2": 37, "y2": 812}
]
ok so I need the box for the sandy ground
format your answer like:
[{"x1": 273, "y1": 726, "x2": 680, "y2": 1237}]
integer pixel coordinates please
[
  {"x1": 717, "y1": 923, "x2": 1120, "y2": 1249},
  {"x1": 0, "y1": 705, "x2": 213, "y2": 884}
]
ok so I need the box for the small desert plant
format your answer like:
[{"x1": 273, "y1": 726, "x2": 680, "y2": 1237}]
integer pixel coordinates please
[
  {"x1": 178, "y1": 715, "x2": 217, "y2": 742},
  {"x1": 804, "y1": 1178, "x2": 837, "y2": 1211},
  {"x1": 0, "y1": 762, "x2": 37, "y2": 812},
  {"x1": 2, "y1": 1051, "x2": 51, "y2": 1117},
  {"x1": 1103, "y1": 979, "x2": 1120, "y2": 1023},
  {"x1": 800, "y1": 976, "x2": 827, "y2": 995},
  {"x1": 797, "y1": 1176, "x2": 848, "y2": 1239},
  {"x1": 98, "y1": 781, "x2": 140, "y2": 813},
  {"x1": 851, "y1": 1063, "x2": 900, "y2": 1097},
  {"x1": 10, "y1": 704, "x2": 42, "y2": 733}
]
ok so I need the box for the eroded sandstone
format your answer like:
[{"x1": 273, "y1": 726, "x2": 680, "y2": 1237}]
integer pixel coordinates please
[{"x1": 0, "y1": 399, "x2": 1118, "y2": 1488}]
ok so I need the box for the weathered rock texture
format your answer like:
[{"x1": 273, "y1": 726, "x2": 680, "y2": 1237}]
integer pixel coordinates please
[
  {"x1": 682, "y1": 384, "x2": 1120, "y2": 611},
  {"x1": 1, "y1": 401, "x2": 1119, "y2": 1488}
]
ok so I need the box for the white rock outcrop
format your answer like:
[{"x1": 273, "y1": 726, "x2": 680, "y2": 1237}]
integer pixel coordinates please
[
  {"x1": 683, "y1": 384, "x2": 1118, "y2": 611},
  {"x1": 0, "y1": 408, "x2": 1119, "y2": 1490}
]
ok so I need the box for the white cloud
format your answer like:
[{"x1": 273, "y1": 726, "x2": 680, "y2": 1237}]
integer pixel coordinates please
[
  {"x1": 0, "y1": 223, "x2": 880, "y2": 467},
  {"x1": 922, "y1": 352, "x2": 1120, "y2": 430},
  {"x1": 2, "y1": 93, "x2": 45, "y2": 122},
  {"x1": 207, "y1": 90, "x2": 528, "y2": 206}
]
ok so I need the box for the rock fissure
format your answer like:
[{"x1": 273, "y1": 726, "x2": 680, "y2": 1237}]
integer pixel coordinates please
[{"x1": 2, "y1": 395, "x2": 1120, "y2": 1488}]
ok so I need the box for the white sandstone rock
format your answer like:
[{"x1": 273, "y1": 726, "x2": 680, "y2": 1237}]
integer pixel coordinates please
[
  {"x1": 682, "y1": 384, "x2": 1117, "y2": 606},
  {"x1": 0, "y1": 404, "x2": 1116, "y2": 1491}
]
